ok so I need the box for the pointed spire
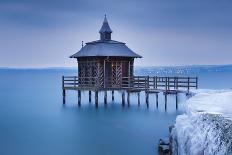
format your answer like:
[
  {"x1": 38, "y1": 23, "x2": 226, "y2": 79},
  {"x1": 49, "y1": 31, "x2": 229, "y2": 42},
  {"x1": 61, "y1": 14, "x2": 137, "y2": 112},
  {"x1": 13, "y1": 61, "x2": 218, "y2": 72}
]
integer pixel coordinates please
[
  {"x1": 99, "y1": 15, "x2": 112, "y2": 40},
  {"x1": 99, "y1": 14, "x2": 113, "y2": 33}
]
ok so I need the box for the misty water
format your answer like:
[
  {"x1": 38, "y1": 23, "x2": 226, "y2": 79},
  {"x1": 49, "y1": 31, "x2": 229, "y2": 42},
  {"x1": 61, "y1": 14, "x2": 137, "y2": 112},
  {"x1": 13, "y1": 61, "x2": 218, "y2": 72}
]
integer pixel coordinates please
[{"x1": 0, "y1": 66, "x2": 231, "y2": 155}]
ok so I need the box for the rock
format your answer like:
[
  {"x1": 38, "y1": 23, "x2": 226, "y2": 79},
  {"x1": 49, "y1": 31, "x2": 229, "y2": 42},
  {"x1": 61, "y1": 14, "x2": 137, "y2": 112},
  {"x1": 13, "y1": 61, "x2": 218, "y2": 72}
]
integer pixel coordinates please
[
  {"x1": 159, "y1": 138, "x2": 169, "y2": 145},
  {"x1": 158, "y1": 144, "x2": 170, "y2": 155}
]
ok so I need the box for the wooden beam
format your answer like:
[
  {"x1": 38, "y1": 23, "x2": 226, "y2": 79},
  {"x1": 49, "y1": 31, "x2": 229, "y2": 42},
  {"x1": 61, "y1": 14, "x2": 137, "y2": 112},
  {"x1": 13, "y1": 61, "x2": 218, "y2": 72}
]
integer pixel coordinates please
[
  {"x1": 95, "y1": 91, "x2": 99, "y2": 108},
  {"x1": 176, "y1": 93, "x2": 178, "y2": 109},
  {"x1": 127, "y1": 91, "x2": 130, "y2": 107},
  {"x1": 138, "y1": 92, "x2": 140, "y2": 106},
  {"x1": 89, "y1": 91, "x2": 91, "y2": 103},
  {"x1": 104, "y1": 91, "x2": 107, "y2": 105},
  {"x1": 62, "y1": 89, "x2": 65, "y2": 104},
  {"x1": 112, "y1": 90, "x2": 114, "y2": 101},
  {"x1": 145, "y1": 91, "x2": 149, "y2": 108},
  {"x1": 78, "y1": 90, "x2": 81, "y2": 106},
  {"x1": 165, "y1": 94, "x2": 167, "y2": 111},
  {"x1": 156, "y1": 93, "x2": 158, "y2": 108},
  {"x1": 122, "y1": 91, "x2": 125, "y2": 107}
]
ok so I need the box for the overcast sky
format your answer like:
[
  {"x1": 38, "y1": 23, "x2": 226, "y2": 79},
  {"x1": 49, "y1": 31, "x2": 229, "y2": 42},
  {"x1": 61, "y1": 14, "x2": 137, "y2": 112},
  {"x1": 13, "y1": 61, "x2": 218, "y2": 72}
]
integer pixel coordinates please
[{"x1": 0, "y1": 0, "x2": 232, "y2": 67}]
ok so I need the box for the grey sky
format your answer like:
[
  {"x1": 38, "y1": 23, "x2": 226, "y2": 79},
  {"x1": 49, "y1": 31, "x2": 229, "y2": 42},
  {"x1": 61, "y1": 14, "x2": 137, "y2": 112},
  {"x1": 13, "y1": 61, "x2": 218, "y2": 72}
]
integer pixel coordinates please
[{"x1": 0, "y1": 0, "x2": 232, "y2": 67}]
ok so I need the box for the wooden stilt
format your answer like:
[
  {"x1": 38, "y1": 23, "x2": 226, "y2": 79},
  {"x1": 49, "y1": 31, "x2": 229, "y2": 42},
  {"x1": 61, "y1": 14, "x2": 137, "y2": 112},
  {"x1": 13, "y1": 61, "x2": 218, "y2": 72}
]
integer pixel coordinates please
[
  {"x1": 95, "y1": 91, "x2": 98, "y2": 108},
  {"x1": 78, "y1": 90, "x2": 81, "y2": 106},
  {"x1": 62, "y1": 89, "x2": 66, "y2": 104},
  {"x1": 165, "y1": 94, "x2": 167, "y2": 110},
  {"x1": 112, "y1": 90, "x2": 114, "y2": 101},
  {"x1": 127, "y1": 91, "x2": 130, "y2": 107},
  {"x1": 156, "y1": 93, "x2": 158, "y2": 108},
  {"x1": 138, "y1": 92, "x2": 140, "y2": 106},
  {"x1": 89, "y1": 91, "x2": 91, "y2": 103},
  {"x1": 176, "y1": 93, "x2": 178, "y2": 109},
  {"x1": 104, "y1": 91, "x2": 107, "y2": 105},
  {"x1": 145, "y1": 92, "x2": 149, "y2": 108},
  {"x1": 122, "y1": 91, "x2": 125, "y2": 106}
]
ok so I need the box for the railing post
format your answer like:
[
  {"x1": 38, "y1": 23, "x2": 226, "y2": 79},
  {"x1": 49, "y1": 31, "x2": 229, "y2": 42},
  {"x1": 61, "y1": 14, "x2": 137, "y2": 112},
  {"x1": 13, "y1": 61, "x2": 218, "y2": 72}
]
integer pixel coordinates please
[
  {"x1": 176, "y1": 77, "x2": 179, "y2": 90},
  {"x1": 62, "y1": 76, "x2": 64, "y2": 89},
  {"x1": 74, "y1": 76, "x2": 76, "y2": 88},
  {"x1": 187, "y1": 77, "x2": 190, "y2": 92},
  {"x1": 196, "y1": 77, "x2": 198, "y2": 89},
  {"x1": 146, "y1": 76, "x2": 149, "y2": 90},
  {"x1": 153, "y1": 76, "x2": 155, "y2": 89},
  {"x1": 62, "y1": 76, "x2": 65, "y2": 104},
  {"x1": 165, "y1": 77, "x2": 168, "y2": 92}
]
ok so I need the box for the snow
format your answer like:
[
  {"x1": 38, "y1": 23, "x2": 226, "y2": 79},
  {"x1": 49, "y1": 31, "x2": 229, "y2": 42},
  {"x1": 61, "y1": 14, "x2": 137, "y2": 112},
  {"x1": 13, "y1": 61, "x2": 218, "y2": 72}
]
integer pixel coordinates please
[
  {"x1": 172, "y1": 89, "x2": 232, "y2": 155},
  {"x1": 187, "y1": 89, "x2": 232, "y2": 120}
]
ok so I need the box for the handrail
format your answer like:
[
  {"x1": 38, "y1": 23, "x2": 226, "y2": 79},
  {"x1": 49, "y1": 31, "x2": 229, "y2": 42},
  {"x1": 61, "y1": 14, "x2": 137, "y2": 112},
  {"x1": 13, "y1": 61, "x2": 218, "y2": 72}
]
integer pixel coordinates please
[{"x1": 62, "y1": 76, "x2": 198, "y2": 91}]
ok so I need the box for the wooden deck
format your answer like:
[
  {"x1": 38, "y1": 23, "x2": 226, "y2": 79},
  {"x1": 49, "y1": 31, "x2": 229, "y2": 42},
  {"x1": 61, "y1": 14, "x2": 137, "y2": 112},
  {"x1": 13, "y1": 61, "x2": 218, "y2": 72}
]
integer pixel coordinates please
[{"x1": 62, "y1": 76, "x2": 198, "y2": 109}]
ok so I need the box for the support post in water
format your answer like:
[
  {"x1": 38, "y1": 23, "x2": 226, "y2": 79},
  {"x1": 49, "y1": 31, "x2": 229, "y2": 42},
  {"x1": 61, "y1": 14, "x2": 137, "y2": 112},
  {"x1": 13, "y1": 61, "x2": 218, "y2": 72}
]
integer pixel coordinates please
[
  {"x1": 95, "y1": 91, "x2": 98, "y2": 108},
  {"x1": 62, "y1": 89, "x2": 66, "y2": 104},
  {"x1": 138, "y1": 92, "x2": 140, "y2": 106},
  {"x1": 78, "y1": 90, "x2": 81, "y2": 106},
  {"x1": 145, "y1": 92, "x2": 149, "y2": 108},
  {"x1": 122, "y1": 91, "x2": 125, "y2": 106},
  {"x1": 112, "y1": 90, "x2": 114, "y2": 101},
  {"x1": 176, "y1": 93, "x2": 178, "y2": 109},
  {"x1": 62, "y1": 76, "x2": 65, "y2": 104},
  {"x1": 165, "y1": 94, "x2": 167, "y2": 110},
  {"x1": 104, "y1": 91, "x2": 107, "y2": 105},
  {"x1": 127, "y1": 91, "x2": 130, "y2": 107},
  {"x1": 156, "y1": 93, "x2": 158, "y2": 108},
  {"x1": 89, "y1": 91, "x2": 91, "y2": 103}
]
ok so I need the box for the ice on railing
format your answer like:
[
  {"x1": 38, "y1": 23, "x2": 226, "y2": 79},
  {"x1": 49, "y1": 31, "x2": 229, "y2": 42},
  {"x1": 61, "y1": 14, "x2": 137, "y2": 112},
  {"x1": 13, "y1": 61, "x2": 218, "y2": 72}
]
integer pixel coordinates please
[{"x1": 172, "y1": 89, "x2": 232, "y2": 155}]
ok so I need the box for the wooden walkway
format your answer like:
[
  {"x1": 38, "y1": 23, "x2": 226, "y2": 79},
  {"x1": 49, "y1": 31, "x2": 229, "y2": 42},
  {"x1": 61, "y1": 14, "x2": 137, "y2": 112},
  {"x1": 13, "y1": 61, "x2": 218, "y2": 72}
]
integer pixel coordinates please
[{"x1": 62, "y1": 76, "x2": 198, "y2": 109}]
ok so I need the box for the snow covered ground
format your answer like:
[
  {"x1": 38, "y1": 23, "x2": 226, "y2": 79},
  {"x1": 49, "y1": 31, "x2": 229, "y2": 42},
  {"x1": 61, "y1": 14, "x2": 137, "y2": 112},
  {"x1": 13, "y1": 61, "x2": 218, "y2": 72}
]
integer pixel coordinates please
[{"x1": 172, "y1": 89, "x2": 232, "y2": 155}]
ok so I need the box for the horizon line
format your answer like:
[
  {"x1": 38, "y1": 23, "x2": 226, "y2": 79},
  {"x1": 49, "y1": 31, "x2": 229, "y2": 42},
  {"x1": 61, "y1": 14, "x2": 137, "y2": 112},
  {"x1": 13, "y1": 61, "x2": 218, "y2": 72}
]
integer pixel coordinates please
[{"x1": 0, "y1": 64, "x2": 232, "y2": 70}]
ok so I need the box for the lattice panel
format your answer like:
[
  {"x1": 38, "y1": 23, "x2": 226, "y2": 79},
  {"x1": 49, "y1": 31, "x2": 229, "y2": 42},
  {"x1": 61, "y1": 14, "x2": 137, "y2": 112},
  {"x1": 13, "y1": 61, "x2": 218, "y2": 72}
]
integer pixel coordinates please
[
  {"x1": 98, "y1": 63, "x2": 104, "y2": 87},
  {"x1": 112, "y1": 62, "x2": 122, "y2": 87}
]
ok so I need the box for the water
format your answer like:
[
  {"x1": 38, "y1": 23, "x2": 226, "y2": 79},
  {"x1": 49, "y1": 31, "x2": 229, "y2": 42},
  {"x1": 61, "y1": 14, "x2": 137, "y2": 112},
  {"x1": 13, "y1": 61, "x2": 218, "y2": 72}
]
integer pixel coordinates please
[{"x1": 0, "y1": 66, "x2": 231, "y2": 155}]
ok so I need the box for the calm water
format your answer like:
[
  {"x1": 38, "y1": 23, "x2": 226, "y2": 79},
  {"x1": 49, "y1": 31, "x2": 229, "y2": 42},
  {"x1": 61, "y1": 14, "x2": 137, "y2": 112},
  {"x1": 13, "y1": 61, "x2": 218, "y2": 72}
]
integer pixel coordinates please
[{"x1": 0, "y1": 67, "x2": 231, "y2": 155}]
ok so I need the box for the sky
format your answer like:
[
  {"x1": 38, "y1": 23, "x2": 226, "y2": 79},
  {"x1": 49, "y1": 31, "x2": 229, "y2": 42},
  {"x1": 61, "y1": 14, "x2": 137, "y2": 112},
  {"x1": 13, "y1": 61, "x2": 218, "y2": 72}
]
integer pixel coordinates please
[{"x1": 0, "y1": 0, "x2": 232, "y2": 67}]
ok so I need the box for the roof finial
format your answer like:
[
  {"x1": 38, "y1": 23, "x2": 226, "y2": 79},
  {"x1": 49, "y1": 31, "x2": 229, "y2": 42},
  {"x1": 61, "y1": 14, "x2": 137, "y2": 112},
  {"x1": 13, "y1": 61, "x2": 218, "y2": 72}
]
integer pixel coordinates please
[{"x1": 81, "y1": 41, "x2": 83, "y2": 48}]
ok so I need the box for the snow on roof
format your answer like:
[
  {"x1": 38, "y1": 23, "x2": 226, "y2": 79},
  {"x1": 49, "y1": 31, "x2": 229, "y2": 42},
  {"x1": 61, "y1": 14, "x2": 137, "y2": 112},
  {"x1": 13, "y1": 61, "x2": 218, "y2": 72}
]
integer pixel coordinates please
[{"x1": 70, "y1": 40, "x2": 142, "y2": 58}]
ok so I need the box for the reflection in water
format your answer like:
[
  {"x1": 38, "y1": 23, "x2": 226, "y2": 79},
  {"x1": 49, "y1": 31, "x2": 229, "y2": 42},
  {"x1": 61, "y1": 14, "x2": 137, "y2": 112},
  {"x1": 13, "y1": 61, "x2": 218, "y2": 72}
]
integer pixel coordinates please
[{"x1": 0, "y1": 69, "x2": 191, "y2": 155}]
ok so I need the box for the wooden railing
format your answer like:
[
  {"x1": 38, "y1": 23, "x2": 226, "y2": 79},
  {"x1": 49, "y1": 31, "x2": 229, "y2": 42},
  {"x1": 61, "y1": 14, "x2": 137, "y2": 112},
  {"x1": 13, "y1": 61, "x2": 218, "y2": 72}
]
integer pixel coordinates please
[{"x1": 62, "y1": 76, "x2": 198, "y2": 91}]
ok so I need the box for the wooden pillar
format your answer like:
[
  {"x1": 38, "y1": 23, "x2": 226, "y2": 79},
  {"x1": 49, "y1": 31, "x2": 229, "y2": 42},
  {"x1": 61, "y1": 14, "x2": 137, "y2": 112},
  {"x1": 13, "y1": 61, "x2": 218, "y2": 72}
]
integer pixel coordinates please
[
  {"x1": 104, "y1": 60, "x2": 106, "y2": 88},
  {"x1": 104, "y1": 91, "x2": 107, "y2": 105},
  {"x1": 176, "y1": 93, "x2": 178, "y2": 109},
  {"x1": 112, "y1": 90, "x2": 114, "y2": 101},
  {"x1": 122, "y1": 91, "x2": 125, "y2": 106},
  {"x1": 187, "y1": 77, "x2": 190, "y2": 92},
  {"x1": 78, "y1": 90, "x2": 81, "y2": 106},
  {"x1": 95, "y1": 91, "x2": 98, "y2": 108},
  {"x1": 145, "y1": 92, "x2": 149, "y2": 107},
  {"x1": 127, "y1": 91, "x2": 130, "y2": 107},
  {"x1": 156, "y1": 93, "x2": 158, "y2": 108},
  {"x1": 89, "y1": 91, "x2": 91, "y2": 103},
  {"x1": 138, "y1": 92, "x2": 140, "y2": 106},
  {"x1": 62, "y1": 76, "x2": 65, "y2": 104},
  {"x1": 165, "y1": 94, "x2": 167, "y2": 111},
  {"x1": 62, "y1": 89, "x2": 66, "y2": 104}
]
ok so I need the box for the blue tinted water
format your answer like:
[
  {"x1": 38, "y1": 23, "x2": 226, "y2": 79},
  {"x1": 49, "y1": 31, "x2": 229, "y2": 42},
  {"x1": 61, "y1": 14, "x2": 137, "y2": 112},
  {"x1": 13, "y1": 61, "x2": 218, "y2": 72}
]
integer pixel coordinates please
[{"x1": 0, "y1": 67, "x2": 231, "y2": 155}]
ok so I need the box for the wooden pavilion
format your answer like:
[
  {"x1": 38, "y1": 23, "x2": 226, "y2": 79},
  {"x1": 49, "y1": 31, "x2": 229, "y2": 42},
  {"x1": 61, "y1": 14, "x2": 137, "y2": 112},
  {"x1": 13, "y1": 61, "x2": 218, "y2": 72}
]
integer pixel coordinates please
[
  {"x1": 62, "y1": 15, "x2": 198, "y2": 108},
  {"x1": 70, "y1": 15, "x2": 141, "y2": 88}
]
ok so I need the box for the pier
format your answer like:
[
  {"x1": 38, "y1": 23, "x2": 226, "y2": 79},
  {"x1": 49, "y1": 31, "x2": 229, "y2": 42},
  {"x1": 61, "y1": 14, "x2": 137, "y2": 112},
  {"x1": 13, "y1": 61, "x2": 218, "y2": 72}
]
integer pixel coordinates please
[{"x1": 62, "y1": 76, "x2": 198, "y2": 109}]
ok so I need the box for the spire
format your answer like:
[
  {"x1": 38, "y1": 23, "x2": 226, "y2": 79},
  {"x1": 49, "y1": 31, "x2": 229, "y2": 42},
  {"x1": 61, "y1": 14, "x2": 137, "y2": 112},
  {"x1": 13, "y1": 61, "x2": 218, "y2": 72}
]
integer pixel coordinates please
[{"x1": 99, "y1": 14, "x2": 112, "y2": 40}]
